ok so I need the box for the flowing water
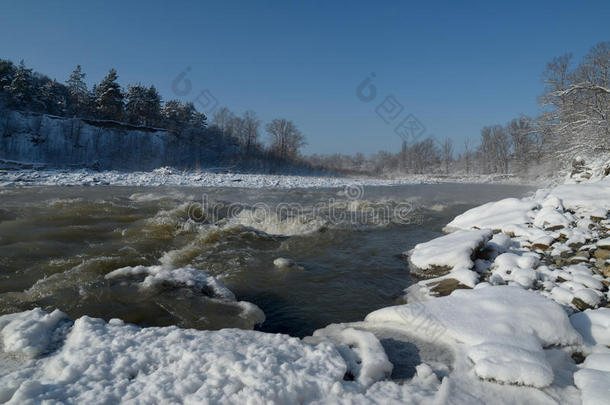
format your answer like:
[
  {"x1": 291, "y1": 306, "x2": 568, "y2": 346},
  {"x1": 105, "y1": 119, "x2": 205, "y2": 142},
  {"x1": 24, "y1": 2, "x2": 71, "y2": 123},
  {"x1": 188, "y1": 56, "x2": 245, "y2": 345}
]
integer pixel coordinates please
[{"x1": 0, "y1": 183, "x2": 533, "y2": 337}]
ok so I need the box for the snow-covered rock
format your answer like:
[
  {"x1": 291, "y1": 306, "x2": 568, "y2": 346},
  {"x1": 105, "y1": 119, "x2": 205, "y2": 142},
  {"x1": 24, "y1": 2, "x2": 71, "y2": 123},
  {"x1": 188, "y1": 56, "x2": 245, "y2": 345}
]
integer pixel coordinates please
[
  {"x1": 443, "y1": 198, "x2": 537, "y2": 233},
  {"x1": 407, "y1": 229, "x2": 493, "y2": 278}
]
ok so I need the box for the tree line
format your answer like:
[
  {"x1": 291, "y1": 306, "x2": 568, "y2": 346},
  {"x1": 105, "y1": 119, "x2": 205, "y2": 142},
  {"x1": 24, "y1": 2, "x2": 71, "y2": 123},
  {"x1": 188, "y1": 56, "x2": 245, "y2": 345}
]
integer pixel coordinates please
[
  {"x1": 0, "y1": 60, "x2": 308, "y2": 168},
  {"x1": 309, "y1": 41, "x2": 610, "y2": 178}
]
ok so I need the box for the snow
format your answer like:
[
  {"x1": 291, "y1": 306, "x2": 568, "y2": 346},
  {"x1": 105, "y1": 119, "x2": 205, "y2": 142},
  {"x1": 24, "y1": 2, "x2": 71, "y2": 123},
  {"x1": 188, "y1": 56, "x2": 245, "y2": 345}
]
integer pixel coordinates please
[
  {"x1": 306, "y1": 325, "x2": 393, "y2": 387},
  {"x1": 547, "y1": 178, "x2": 610, "y2": 211},
  {"x1": 574, "y1": 368, "x2": 610, "y2": 405},
  {"x1": 0, "y1": 309, "x2": 450, "y2": 404},
  {"x1": 0, "y1": 309, "x2": 69, "y2": 359},
  {"x1": 407, "y1": 229, "x2": 492, "y2": 276},
  {"x1": 105, "y1": 265, "x2": 235, "y2": 299},
  {"x1": 443, "y1": 198, "x2": 537, "y2": 232},
  {"x1": 533, "y1": 206, "x2": 573, "y2": 229},
  {"x1": 0, "y1": 310, "x2": 346, "y2": 404},
  {"x1": 570, "y1": 308, "x2": 610, "y2": 346},
  {"x1": 0, "y1": 167, "x2": 442, "y2": 189},
  {"x1": 365, "y1": 286, "x2": 581, "y2": 387},
  {"x1": 104, "y1": 265, "x2": 266, "y2": 328},
  {"x1": 596, "y1": 237, "x2": 610, "y2": 249}
]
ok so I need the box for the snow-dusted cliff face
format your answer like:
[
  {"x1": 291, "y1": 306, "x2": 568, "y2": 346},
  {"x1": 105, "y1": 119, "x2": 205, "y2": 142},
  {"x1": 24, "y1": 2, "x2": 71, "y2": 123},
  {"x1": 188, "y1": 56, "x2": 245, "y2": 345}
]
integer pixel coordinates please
[{"x1": 0, "y1": 108, "x2": 235, "y2": 170}]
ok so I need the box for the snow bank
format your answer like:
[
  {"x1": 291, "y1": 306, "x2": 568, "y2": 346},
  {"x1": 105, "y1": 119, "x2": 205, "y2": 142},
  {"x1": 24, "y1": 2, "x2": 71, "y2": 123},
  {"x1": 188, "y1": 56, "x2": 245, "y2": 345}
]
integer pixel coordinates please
[
  {"x1": 365, "y1": 286, "x2": 581, "y2": 387},
  {"x1": 407, "y1": 229, "x2": 492, "y2": 277},
  {"x1": 0, "y1": 310, "x2": 347, "y2": 404},
  {"x1": 547, "y1": 179, "x2": 610, "y2": 211},
  {"x1": 0, "y1": 310, "x2": 452, "y2": 404}
]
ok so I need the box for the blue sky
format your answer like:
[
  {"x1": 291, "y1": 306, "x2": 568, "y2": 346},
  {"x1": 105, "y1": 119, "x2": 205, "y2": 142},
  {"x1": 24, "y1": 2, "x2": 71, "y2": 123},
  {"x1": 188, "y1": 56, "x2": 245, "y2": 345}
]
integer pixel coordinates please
[{"x1": 1, "y1": 0, "x2": 609, "y2": 154}]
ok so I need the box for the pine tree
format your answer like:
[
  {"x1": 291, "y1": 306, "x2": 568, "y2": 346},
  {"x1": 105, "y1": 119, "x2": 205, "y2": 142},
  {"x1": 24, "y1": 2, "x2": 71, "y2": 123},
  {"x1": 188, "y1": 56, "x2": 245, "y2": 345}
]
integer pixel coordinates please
[
  {"x1": 41, "y1": 79, "x2": 68, "y2": 115},
  {"x1": 6, "y1": 60, "x2": 34, "y2": 108},
  {"x1": 144, "y1": 85, "x2": 162, "y2": 127},
  {"x1": 125, "y1": 83, "x2": 149, "y2": 125},
  {"x1": 125, "y1": 84, "x2": 162, "y2": 126},
  {"x1": 0, "y1": 59, "x2": 16, "y2": 90},
  {"x1": 66, "y1": 65, "x2": 91, "y2": 117},
  {"x1": 93, "y1": 68, "x2": 124, "y2": 120}
]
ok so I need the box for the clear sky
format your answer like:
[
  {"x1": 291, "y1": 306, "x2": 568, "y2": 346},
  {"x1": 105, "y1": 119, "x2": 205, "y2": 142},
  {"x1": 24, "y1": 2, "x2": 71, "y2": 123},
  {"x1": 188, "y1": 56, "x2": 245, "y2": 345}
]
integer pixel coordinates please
[{"x1": 1, "y1": 0, "x2": 609, "y2": 155}]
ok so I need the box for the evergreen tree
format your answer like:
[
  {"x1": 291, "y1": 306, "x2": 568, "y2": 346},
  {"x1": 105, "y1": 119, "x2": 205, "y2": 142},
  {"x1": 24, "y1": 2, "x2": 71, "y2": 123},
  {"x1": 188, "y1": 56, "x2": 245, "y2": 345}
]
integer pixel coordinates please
[
  {"x1": 0, "y1": 59, "x2": 16, "y2": 90},
  {"x1": 125, "y1": 84, "x2": 162, "y2": 126},
  {"x1": 144, "y1": 85, "x2": 162, "y2": 127},
  {"x1": 41, "y1": 79, "x2": 68, "y2": 115},
  {"x1": 66, "y1": 65, "x2": 91, "y2": 117},
  {"x1": 93, "y1": 68, "x2": 124, "y2": 120},
  {"x1": 6, "y1": 60, "x2": 34, "y2": 108},
  {"x1": 125, "y1": 83, "x2": 149, "y2": 125}
]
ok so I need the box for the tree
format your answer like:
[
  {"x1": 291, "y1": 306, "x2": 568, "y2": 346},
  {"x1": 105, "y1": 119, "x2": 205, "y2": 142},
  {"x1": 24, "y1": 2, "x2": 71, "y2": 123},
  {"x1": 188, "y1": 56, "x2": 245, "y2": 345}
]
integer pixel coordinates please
[
  {"x1": 145, "y1": 85, "x2": 162, "y2": 127},
  {"x1": 539, "y1": 42, "x2": 610, "y2": 158},
  {"x1": 266, "y1": 118, "x2": 306, "y2": 160},
  {"x1": 235, "y1": 110, "x2": 260, "y2": 154},
  {"x1": 441, "y1": 137, "x2": 453, "y2": 174},
  {"x1": 66, "y1": 65, "x2": 91, "y2": 117},
  {"x1": 40, "y1": 79, "x2": 68, "y2": 116},
  {"x1": 211, "y1": 106, "x2": 234, "y2": 134},
  {"x1": 5, "y1": 60, "x2": 34, "y2": 108},
  {"x1": 463, "y1": 137, "x2": 473, "y2": 175},
  {"x1": 93, "y1": 68, "x2": 124, "y2": 120},
  {"x1": 125, "y1": 83, "x2": 162, "y2": 126},
  {"x1": 507, "y1": 116, "x2": 534, "y2": 172},
  {"x1": 0, "y1": 59, "x2": 16, "y2": 90}
]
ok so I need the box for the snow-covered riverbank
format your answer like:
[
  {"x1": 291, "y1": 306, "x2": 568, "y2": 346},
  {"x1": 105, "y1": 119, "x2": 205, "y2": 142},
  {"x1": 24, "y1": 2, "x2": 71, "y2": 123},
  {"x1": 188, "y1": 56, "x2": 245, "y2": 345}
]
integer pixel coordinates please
[
  {"x1": 0, "y1": 164, "x2": 545, "y2": 189},
  {"x1": 1, "y1": 162, "x2": 609, "y2": 404}
]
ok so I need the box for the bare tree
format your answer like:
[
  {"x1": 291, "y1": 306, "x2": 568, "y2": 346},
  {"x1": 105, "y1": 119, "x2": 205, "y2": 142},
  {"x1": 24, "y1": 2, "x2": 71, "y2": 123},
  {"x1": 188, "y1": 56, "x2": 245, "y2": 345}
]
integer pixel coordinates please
[
  {"x1": 539, "y1": 42, "x2": 610, "y2": 158},
  {"x1": 463, "y1": 137, "x2": 472, "y2": 175},
  {"x1": 441, "y1": 137, "x2": 453, "y2": 174},
  {"x1": 242, "y1": 110, "x2": 260, "y2": 154},
  {"x1": 211, "y1": 106, "x2": 234, "y2": 134},
  {"x1": 507, "y1": 116, "x2": 533, "y2": 172},
  {"x1": 265, "y1": 118, "x2": 306, "y2": 160}
]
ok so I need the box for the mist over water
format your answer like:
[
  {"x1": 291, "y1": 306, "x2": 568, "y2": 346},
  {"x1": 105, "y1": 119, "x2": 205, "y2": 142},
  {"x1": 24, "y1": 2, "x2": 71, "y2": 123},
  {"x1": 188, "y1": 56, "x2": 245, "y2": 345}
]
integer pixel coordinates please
[{"x1": 0, "y1": 184, "x2": 533, "y2": 337}]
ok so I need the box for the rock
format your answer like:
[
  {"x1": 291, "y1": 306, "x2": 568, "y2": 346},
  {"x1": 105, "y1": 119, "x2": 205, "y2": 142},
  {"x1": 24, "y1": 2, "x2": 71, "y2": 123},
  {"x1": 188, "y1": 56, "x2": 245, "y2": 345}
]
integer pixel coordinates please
[
  {"x1": 572, "y1": 297, "x2": 594, "y2": 311},
  {"x1": 569, "y1": 253, "x2": 590, "y2": 264},
  {"x1": 594, "y1": 249, "x2": 610, "y2": 260},
  {"x1": 531, "y1": 242, "x2": 550, "y2": 250},
  {"x1": 426, "y1": 278, "x2": 471, "y2": 297}
]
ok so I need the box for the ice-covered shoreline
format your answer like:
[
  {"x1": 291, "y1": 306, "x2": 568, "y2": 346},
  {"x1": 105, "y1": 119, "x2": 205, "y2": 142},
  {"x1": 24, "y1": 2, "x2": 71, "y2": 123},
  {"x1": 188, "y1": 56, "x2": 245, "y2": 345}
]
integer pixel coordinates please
[
  {"x1": 0, "y1": 163, "x2": 544, "y2": 189},
  {"x1": 2, "y1": 162, "x2": 610, "y2": 404}
]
